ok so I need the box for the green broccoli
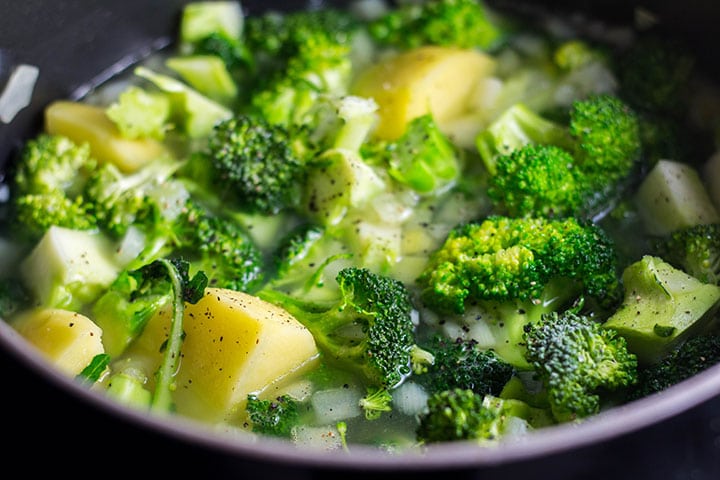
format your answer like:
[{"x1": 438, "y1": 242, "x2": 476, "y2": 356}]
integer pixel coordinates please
[
  {"x1": 569, "y1": 93, "x2": 641, "y2": 187},
  {"x1": 173, "y1": 201, "x2": 265, "y2": 292},
  {"x1": 417, "y1": 215, "x2": 621, "y2": 315},
  {"x1": 241, "y1": 9, "x2": 360, "y2": 127},
  {"x1": 364, "y1": 114, "x2": 461, "y2": 196},
  {"x1": 10, "y1": 134, "x2": 98, "y2": 239},
  {"x1": 416, "y1": 388, "x2": 552, "y2": 444},
  {"x1": 652, "y1": 223, "x2": 720, "y2": 285},
  {"x1": 488, "y1": 144, "x2": 587, "y2": 218},
  {"x1": 368, "y1": 0, "x2": 505, "y2": 51},
  {"x1": 258, "y1": 267, "x2": 417, "y2": 389},
  {"x1": 93, "y1": 258, "x2": 207, "y2": 410},
  {"x1": 627, "y1": 333, "x2": 720, "y2": 401},
  {"x1": 83, "y1": 157, "x2": 188, "y2": 238},
  {"x1": 616, "y1": 34, "x2": 695, "y2": 113},
  {"x1": 476, "y1": 95, "x2": 641, "y2": 218},
  {"x1": 421, "y1": 336, "x2": 516, "y2": 396},
  {"x1": 246, "y1": 394, "x2": 300, "y2": 438},
  {"x1": 206, "y1": 114, "x2": 306, "y2": 215},
  {"x1": 523, "y1": 310, "x2": 638, "y2": 422},
  {"x1": 416, "y1": 216, "x2": 621, "y2": 367},
  {"x1": 105, "y1": 86, "x2": 171, "y2": 140},
  {"x1": 178, "y1": 1, "x2": 250, "y2": 82},
  {"x1": 553, "y1": 39, "x2": 606, "y2": 72},
  {"x1": 265, "y1": 222, "x2": 352, "y2": 299},
  {"x1": 476, "y1": 103, "x2": 573, "y2": 175},
  {"x1": 359, "y1": 386, "x2": 393, "y2": 420}
]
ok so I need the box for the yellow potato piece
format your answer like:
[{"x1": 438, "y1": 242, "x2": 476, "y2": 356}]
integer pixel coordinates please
[
  {"x1": 45, "y1": 100, "x2": 168, "y2": 172},
  {"x1": 13, "y1": 308, "x2": 104, "y2": 377},
  {"x1": 352, "y1": 46, "x2": 496, "y2": 140},
  {"x1": 128, "y1": 288, "x2": 319, "y2": 422}
]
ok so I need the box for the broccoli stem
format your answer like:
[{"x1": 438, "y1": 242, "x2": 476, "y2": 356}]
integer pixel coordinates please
[{"x1": 150, "y1": 259, "x2": 187, "y2": 413}]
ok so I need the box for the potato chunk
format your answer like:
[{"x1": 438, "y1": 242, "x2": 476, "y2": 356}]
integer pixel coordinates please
[
  {"x1": 352, "y1": 46, "x2": 496, "y2": 140},
  {"x1": 129, "y1": 288, "x2": 319, "y2": 421},
  {"x1": 13, "y1": 308, "x2": 104, "y2": 376},
  {"x1": 45, "y1": 101, "x2": 168, "y2": 172}
]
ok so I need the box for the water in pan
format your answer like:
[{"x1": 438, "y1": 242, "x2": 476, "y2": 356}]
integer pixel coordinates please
[{"x1": 2, "y1": 0, "x2": 720, "y2": 454}]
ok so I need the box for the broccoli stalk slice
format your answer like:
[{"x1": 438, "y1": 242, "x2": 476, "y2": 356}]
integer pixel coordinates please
[
  {"x1": 368, "y1": 114, "x2": 461, "y2": 196},
  {"x1": 330, "y1": 95, "x2": 379, "y2": 152},
  {"x1": 359, "y1": 386, "x2": 393, "y2": 420},
  {"x1": 603, "y1": 255, "x2": 720, "y2": 364},
  {"x1": 105, "y1": 86, "x2": 171, "y2": 140}
]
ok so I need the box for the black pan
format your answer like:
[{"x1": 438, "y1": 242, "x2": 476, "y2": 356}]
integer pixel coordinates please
[{"x1": 1, "y1": 1, "x2": 720, "y2": 478}]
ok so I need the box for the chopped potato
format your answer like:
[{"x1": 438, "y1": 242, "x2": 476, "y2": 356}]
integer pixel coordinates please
[
  {"x1": 45, "y1": 100, "x2": 168, "y2": 172},
  {"x1": 352, "y1": 46, "x2": 496, "y2": 140},
  {"x1": 13, "y1": 308, "x2": 104, "y2": 376},
  {"x1": 125, "y1": 288, "x2": 319, "y2": 422}
]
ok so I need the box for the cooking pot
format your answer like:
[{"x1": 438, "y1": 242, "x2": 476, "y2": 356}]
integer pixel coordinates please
[{"x1": 1, "y1": 1, "x2": 720, "y2": 478}]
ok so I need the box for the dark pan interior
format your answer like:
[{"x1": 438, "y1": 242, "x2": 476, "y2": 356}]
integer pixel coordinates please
[{"x1": 1, "y1": 1, "x2": 720, "y2": 478}]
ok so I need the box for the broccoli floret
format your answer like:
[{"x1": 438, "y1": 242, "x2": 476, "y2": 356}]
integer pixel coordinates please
[
  {"x1": 246, "y1": 394, "x2": 300, "y2": 438},
  {"x1": 652, "y1": 223, "x2": 720, "y2": 285},
  {"x1": 628, "y1": 333, "x2": 720, "y2": 401},
  {"x1": 206, "y1": 115, "x2": 306, "y2": 215},
  {"x1": 10, "y1": 134, "x2": 98, "y2": 238},
  {"x1": 243, "y1": 8, "x2": 360, "y2": 62},
  {"x1": 84, "y1": 158, "x2": 188, "y2": 238},
  {"x1": 568, "y1": 94, "x2": 641, "y2": 186},
  {"x1": 616, "y1": 34, "x2": 695, "y2": 113},
  {"x1": 416, "y1": 389, "x2": 550, "y2": 444},
  {"x1": 365, "y1": 114, "x2": 461, "y2": 196},
  {"x1": 105, "y1": 86, "x2": 171, "y2": 140},
  {"x1": 368, "y1": 0, "x2": 505, "y2": 51},
  {"x1": 178, "y1": 2, "x2": 249, "y2": 76},
  {"x1": 478, "y1": 95, "x2": 641, "y2": 219},
  {"x1": 417, "y1": 215, "x2": 621, "y2": 315},
  {"x1": 258, "y1": 267, "x2": 417, "y2": 389},
  {"x1": 173, "y1": 201, "x2": 265, "y2": 292},
  {"x1": 488, "y1": 144, "x2": 587, "y2": 218},
  {"x1": 266, "y1": 223, "x2": 352, "y2": 299},
  {"x1": 421, "y1": 336, "x2": 516, "y2": 396},
  {"x1": 241, "y1": 9, "x2": 360, "y2": 127},
  {"x1": 476, "y1": 103, "x2": 573, "y2": 175},
  {"x1": 523, "y1": 310, "x2": 638, "y2": 422},
  {"x1": 193, "y1": 32, "x2": 251, "y2": 73},
  {"x1": 553, "y1": 39, "x2": 606, "y2": 72}
]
